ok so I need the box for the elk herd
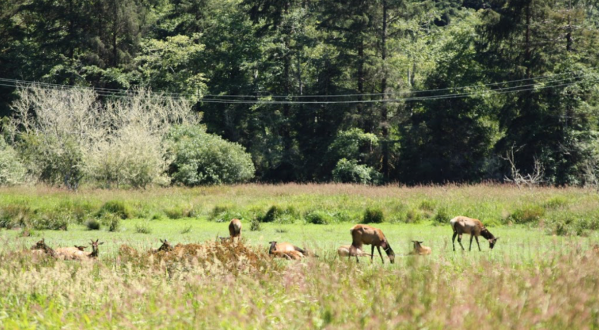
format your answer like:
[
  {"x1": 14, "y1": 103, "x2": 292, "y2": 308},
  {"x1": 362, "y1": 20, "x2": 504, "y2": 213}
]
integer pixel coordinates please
[{"x1": 27, "y1": 215, "x2": 500, "y2": 263}]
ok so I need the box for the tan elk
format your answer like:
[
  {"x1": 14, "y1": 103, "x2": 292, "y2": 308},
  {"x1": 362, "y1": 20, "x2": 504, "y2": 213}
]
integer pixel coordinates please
[
  {"x1": 337, "y1": 245, "x2": 372, "y2": 258},
  {"x1": 409, "y1": 241, "x2": 431, "y2": 255},
  {"x1": 229, "y1": 219, "x2": 242, "y2": 241},
  {"x1": 349, "y1": 224, "x2": 395, "y2": 264},
  {"x1": 450, "y1": 216, "x2": 499, "y2": 251},
  {"x1": 85, "y1": 239, "x2": 104, "y2": 258},
  {"x1": 268, "y1": 241, "x2": 305, "y2": 260}
]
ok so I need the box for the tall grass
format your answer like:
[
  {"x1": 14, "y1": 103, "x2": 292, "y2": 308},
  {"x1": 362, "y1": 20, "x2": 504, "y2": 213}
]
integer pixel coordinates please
[{"x1": 0, "y1": 243, "x2": 598, "y2": 329}]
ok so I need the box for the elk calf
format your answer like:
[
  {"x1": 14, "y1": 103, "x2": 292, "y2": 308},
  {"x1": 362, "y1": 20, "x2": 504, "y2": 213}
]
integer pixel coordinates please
[
  {"x1": 269, "y1": 241, "x2": 305, "y2": 260},
  {"x1": 349, "y1": 224, "x2": 395, "y2": 264},
  {"x1": 30, "y1": 238, "x2": 58, "y2": 258},
  {"x1": 450, "y1": 216, "x2": 499, "y2": 251},
  {"x1": 409, "y1": 241, "x2": 431, "y2": 255},
  {"x1": 337, "y1": 245, "x2": 372, "y2": 258}
]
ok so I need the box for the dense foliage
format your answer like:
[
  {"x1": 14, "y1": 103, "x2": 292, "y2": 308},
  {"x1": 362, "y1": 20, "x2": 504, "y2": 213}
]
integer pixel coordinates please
[{"x1": 1, "y1": 0, "x2": 599, "y2": 186}]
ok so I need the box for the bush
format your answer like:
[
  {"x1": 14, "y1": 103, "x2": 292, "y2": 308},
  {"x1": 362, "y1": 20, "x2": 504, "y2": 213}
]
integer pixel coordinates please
[
  {"x1": 405, "y1": 209, "x2": 422, "y2": 224},
  {"x1": 0, "y1": 204, "x2": 33, "y2": 229},
  {"x1": 332, "y1": 159, "x2": 382, "y2": 185},
  {"x1": 250, "y1": 218, "x2": 261, "y2": 231},
  {"x1": 101, "y1": 214, "x2": 121, "y2": 232},
  {"x1": 96, "y1": 200, "x2": 132, "y2": 219},
  {"x1": 261, "y1": 205, "x2": 282, "y2": 223},
  {"x1": 363, "y1": 208, "x2": 384, "y2": 224},
  {"x1": 0, "y1": 138, "x2": 26, "y2": 186},
  {"x1": 305, "y1": 211, "x2": 333, "y2": 225},
  {"x1": 510, "y1": 205, "x2": 545, "y2": 224},
  {"x1": 209, "y1": 205, "x2": 241, "y2": 223},
  {"x1": 433, "y1": 207, "x2": 450, "y2": 225},
  {"x1": 167, "y1": 125, "x2": 255, "y2": 186},
  {"x1": 135, "y1": 222, "x2": 152, "y2": 234},
  {"x1": 86, "y1": 219, "x2": 101, "y2": 230}
]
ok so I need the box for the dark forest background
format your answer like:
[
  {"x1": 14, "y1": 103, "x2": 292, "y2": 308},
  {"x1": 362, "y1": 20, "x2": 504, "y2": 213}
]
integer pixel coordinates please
[{"x1": 1, "y1": 0, "x2": 599, "y2": 186}]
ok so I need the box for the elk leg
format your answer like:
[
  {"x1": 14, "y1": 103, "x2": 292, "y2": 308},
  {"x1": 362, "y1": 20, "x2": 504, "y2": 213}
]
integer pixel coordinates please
[
  {"x1": 475, "y1": 235, "x2": 481, "y2": 251},
  {"x1": 376, "y1": 246, "x2": 384, "y2": 264},
  {"x1": 371, "y1": 245, "x2": 375, "y2": 263},
  {"x1": 469, "y1": 234, "x2": 474, "y2": 251},
  {"x1": 457, "y1": 234, "x2": 465, "y2": 250},
  {"x1": 452, "y1": 232, "x2": 457, "y2": 251}
]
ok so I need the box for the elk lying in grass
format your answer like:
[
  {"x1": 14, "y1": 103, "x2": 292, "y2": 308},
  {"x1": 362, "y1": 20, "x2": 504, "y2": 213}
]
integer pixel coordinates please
[
  {"x1": 55, "y1": 239, "x2": 104, "y2": 260},
  {"x1": 229, "y1": 219, "x2": 242, "y2": 241},
  {"x1": 409, "y1": 241, "x2": 431, "y2": 255},
  {"x1": 450, "y1": 216, "x2": 499, "y2": 251},
  {"x1": 152, "y1": 239, "x2": 174, "y2": 253},
  {"x1": 268, "y1": 241, "x2": 304, "y2": 260},
  {"x1": 337, "y1": 245, "x2": 372, "y2": 258},
  {"x1": 30, "y1": 238, "x2": 58, "y2": 258},
  {"x1": 349, "y1": 224, "x2": 395, "y2": 264}
]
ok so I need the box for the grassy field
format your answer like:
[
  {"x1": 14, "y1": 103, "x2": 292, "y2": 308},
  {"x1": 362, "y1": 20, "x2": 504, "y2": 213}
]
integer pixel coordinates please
[{"x1": 1, "y1": 184, "x2": 599, "y2": 329}]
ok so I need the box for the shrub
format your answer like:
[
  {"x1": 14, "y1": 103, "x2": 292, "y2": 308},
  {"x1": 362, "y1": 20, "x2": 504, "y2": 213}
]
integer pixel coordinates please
[
  {"x1": 250, "y1": 218, "x2": 261, "y2": 231},
  {"x1": 167, "y1": 125, "x2": 255, "y2": 186},
  {"x1": 261, "y1": 205, "x2": 282, "y2": 223},
  {"x1": 363, "y1": 208, "x2": 384, "y2": 224},
  {"x1": 305, "y1": 211, "x2": 333, "y2": 225},
  {"x1": 419, "y1": 200, "x2": 436, "y2": 212},
  {"x1": 101, "y1": 214, "x2": 121, "y2": 232},
  {"x1": 86, "y1": 219, "x2": 101, "y2": 230},
  {"x1": 33, "y1": 213, "x2": 69, "y2": 231},
  {"x1": 433, "y1": 207, "x2": 450, "y2": 225},
  {"x1": 405, "y1": 209, "x2": 422, "y2": 224},
  {"x1": 209, "y1": 205, "x2": 241, "y2": 223},
  {"x1": 543, "y1": 197, "x2": 569, "y2": 210},
  {"x1": 0, "y1": 138, "x2": 26, "y2": 186},
  {"x1": 135, "y1": 222, "x2": 152, "y2": 234},
  {"x1": 332, "y1": 159, "x2": 382, "y2": 185},
  {"x1": 510, "y1": 205, "x2": 545, "y2": 224},
  {"x1": 96, "y1": 200, "x2": 132, "y2": 219},
  {"x1": 0, "y1": 204, "x2": 33, "y2": 229}
]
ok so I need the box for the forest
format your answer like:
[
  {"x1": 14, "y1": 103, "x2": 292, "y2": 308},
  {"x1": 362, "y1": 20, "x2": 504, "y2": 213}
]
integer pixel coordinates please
[{"x1": 1, "y1": 0, "x2": 599, "y2": 187}]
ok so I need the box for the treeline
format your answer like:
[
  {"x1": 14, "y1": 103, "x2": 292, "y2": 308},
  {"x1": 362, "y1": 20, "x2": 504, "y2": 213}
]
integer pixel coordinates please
[{"x1": 1, "y1": 0, "x2": 599, "y2": 186}]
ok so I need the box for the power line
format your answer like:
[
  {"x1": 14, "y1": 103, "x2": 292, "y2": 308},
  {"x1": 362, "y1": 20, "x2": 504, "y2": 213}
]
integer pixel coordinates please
[{"x1": 0, "y1": 72, "x2": 595, "y2": 104}]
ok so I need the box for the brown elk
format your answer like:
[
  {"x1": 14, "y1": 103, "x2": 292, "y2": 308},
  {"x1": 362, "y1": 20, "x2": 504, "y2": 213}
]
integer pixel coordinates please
[
  {"x1": 30, "y1": 238, "x2": 58, "y2": 258},
  {"x1": 337, "y1": 245, "x2": 372, "y2": 258},
  {"x1": 152, "y1": 239, "x2": 174, "y2": 253},
  {"x1": 229, "y1": 219, "x2": 242, "y2": 241},
  {"x1": 409, "y1": 241, "x2": 431, "y2": 255},
  {"x1": 349, "y1": 224, "x2": 395, "y2": 264},
  {"x1": 450, "y1": 216, "x2": 499, "y2": 251},
  {"x1": 268, "y1": 241, "x2": 305, "y2": 260}
]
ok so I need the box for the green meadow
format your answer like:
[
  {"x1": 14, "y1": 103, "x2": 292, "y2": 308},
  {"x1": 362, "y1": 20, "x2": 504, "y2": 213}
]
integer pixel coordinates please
[{"x1": 1, "y1": 184, "x2": 599, "y2": 329}]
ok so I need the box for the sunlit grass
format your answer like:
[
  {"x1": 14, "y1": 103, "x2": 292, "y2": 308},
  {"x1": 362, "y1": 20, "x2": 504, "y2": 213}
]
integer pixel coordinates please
[{"x1": 1, "y1": 184, "x2": 599, "y2": 328}]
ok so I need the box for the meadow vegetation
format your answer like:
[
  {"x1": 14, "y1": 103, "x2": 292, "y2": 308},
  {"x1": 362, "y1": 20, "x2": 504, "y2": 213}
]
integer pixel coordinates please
[{"x1": 0, "y1": 184, "x2": 598, "y2": 328}]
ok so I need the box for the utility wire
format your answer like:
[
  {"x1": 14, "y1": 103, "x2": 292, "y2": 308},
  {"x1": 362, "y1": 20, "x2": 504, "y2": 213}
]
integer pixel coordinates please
[{"x1": 0, "y1": 72, "x2": 595, "y2": 104}]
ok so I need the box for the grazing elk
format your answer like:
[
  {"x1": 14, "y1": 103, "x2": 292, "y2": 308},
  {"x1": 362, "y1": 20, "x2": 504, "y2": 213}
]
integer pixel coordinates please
[
  {"x1": 337, "y1": 245, "x2": 372, "y2": 258},
  {"x1": 268, "y1": 241, "x2": 304, "y2": 260},
  {"x1": 349, "y1": 224, "x2": 395, "y2": 264},
  {"x1": 409, "y1": 241, "x2": 431, "y2": 255},
  {"x1": 450, "y1": 216, "x2": 499, "y2": 251},
  {"x1": 30, "y1": 238, "x2": 58, "y2": 258},
  {"x1": 229, "y1": 219, "x2": 242, "y2": 241}
]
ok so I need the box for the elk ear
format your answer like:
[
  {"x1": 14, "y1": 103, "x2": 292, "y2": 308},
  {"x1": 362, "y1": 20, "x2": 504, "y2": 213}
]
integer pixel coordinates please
[
  {"x1": 99, "y1": 242, "x2": 104, "y2": 245},
  {"x1": 495, "y1": 237, "x2": 500, "y2": 241}
]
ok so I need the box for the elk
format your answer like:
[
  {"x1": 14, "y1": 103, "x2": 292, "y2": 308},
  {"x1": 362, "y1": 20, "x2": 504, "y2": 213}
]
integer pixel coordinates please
[
  {"x1": 229, "y1": 219, "x2": 242, "y2": 241},
  {"x1": 268, "y1": 241, "x2": 304, "y2": 260},
  {"x1": 152, "y1": 239, "x2": 174, "y2": 253},
  {"x1": 409, "y1": 241, "x2": 431, "y2": 255},
  {"x1": 85, "y1": 239, "x2": 104, "y2": 258},
  {"x1": 450, "y1": 216, "x2": 499, "y2": 251},
  {"x1": 349, "y1": 224, "x2": 395, "y2": 264},
  {"x1": 337, "y1": 245, "x2": 372, "y2": 258},
  {"x1": 74, "y1": 245, "x2": 88, "y2": 251},
  {"x1": 30, "y1": 238, "x2": 58, "y2": 258}
]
